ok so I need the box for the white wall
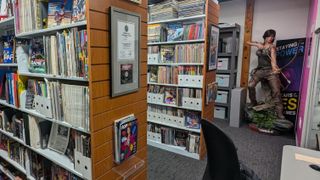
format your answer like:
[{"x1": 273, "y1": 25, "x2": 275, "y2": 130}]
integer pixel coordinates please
[
  {"x1": 219, "y1": 0, "x2": 310, "y2": 101},
  {"x1": 250, "y1": 0, "x2": 310, "y2": 100},
  {"x1": 219, "y1": 0, "x2": 246, "y2": 87}
]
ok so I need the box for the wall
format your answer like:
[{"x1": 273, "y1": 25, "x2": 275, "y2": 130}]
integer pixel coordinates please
[
  {"x1": 219, "y1": 0, "x2": 310, "y2": 94},
  {"x1": 249, "y1": 0, "x2": 310, "y2": 100},
  {"x1": 297, "y1": 0, "x2": 319, "y2": 146},
  {"x1": 219, "y1": 0, "x2": 246, "y2": 86}
]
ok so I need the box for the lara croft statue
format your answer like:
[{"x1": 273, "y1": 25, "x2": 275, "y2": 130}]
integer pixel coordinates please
[{"x1": 247, "y1": 29, "x2": 285, "y2": 119}]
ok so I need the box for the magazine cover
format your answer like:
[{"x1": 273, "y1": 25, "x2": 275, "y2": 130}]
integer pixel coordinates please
[
  {"x1": 167, "y1": 23, "x2": 184, "y2": 41},
  {"x1": 72, "y1": 0, "x2": 86, "y2": 22},
  {"x1": 185, "y1": 111, "x2": 201, "y2": 129},
  {"x1": 160, "y1": 45, "x2": 175, "y2": 63},
  {"x1": 174, "y1": 129, "x2": 188, "y2": 147},
  {"x1": 120, "y1": 64, "x2": 133, "y2": 84},
  {"x1": 29, "y1": 38, "x2": 46, "y2": 73},
  {"x1": 119, "y1": 118, "x2": 138, "y2": 163},
  {"x1": 164, "y1": 88, "x2": 176, "y2": 105},
  {"x1": 47, "y1": 0, "x2": 73, "y2": 27}
]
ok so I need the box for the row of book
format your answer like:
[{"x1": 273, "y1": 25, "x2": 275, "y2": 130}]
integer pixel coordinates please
[
  {"x1": 149, "y1": 66, "x2": 202, "y2": 84},
  {"x1": 24, "y1": 79, "x2": 90, "y2": 131},
  {"x1": 177, "y1": 0, "x2": 205, "y2": 17},
  {"x1": 148, "y1": 0, "x2": 178, "y2": 22},
  {"x1": 0, "y1": 158, "x2": 26, "y2": 179},
  {"x1": 148, "y1": 0, "x2": 206, "y2": 21},
  {"x1": 14, "y1": 0, "x2": 86, "y2": 34},
  {"x1": 0, "y1": 0, "x2": 14, "y2": 21},
  {"x1": 147, "y1": 123, "x2": 200, "y2": 153},
  {"x1": 0, "y1": 73, "x2": 19, "y2": 107},
  {"x1": 0, "y1": 108, "x2": 91, "y2": 177},
  {"x1": 148, "y1": 22, "x2": 204, "y2": 43},
  {"x1": 16, "y1": 28, "x2": 88, "y2": 78},
  {"x1": 0, "y1": 133, "x2": 83, "y2": 179},
  {"x1": 148, "y1": 104, "x2": 201, "y2": 129},
  {"x1": 148, "y1": 43, "x2": 204, "y2": 64},
  {"x1": 0, "y1": 35, "x2": 15, "y2": 64},
  {"x1": 148, "y1": 85, "x2": 202, "y2": 105}
]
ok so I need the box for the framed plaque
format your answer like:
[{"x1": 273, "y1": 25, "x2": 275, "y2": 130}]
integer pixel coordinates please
[{"x1": 110, "y1": 7, "x2": 140, "y2": 97}]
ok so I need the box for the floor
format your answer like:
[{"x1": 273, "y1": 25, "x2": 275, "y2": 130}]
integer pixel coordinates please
[{"x1": 147, "y1": 119, "x2": 295, "y2": 180}]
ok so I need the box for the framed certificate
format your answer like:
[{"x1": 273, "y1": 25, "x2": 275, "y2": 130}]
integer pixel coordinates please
[{"x1": 110, "y1": 7, "x2": 140, "y2": 97}]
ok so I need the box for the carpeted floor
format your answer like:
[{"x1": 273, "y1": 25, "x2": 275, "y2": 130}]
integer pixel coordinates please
[{"x1": 147, "y1": 119, "x2": 295, "y2": 180}]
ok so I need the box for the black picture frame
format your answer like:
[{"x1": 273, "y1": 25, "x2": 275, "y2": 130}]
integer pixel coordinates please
[
  {"x1": 207, "y1": 24, "x2": 219, "y2": 71},
  {"x1": 110, "y1": 7, "x2": 141, "y2": 97}
]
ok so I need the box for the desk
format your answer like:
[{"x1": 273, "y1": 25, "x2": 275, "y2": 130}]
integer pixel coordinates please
[{"x1": 280, "y1": 145, "x2": 320, "y2": 180}]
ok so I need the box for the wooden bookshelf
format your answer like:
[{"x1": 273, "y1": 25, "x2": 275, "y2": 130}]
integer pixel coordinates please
[{"x1": 146, "y1": 0, "x2": 219, "y2": 160}]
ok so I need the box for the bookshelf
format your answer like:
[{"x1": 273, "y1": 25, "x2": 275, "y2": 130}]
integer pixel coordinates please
[
  {"x1": 147, "y1": 0, "x2": 219, "y2": 160},
  {"x1": 215, "y1": 24, "x2": 240, "y2": 121},
  {"x1": 0, "y1": 0, "x2": 148, "y2": 180}
]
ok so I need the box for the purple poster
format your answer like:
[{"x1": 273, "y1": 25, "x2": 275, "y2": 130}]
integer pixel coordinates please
[{"x1": 276, "y1": 38, "x2": 306, "y2": 124}]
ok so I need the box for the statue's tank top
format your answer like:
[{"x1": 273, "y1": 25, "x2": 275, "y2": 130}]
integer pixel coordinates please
[{"x1": 256, "y1": 47, "x2": 272, "y2": 69}]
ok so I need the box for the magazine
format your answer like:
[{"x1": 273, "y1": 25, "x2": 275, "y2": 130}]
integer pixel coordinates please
[
  {"x1": 47, "y1": 0, "x2": 73, "y2": 27},
  {"x1": 72, "y1": 0, "x2": 86, "y2": 22},
  {"x1": 48, "y1": 123, "x2": 70, "y2": 154},
  {"x1": 114, "y1": 114, "x2": 138, "y2": 164}
]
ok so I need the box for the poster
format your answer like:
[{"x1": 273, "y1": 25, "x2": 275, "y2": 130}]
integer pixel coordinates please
[
  {"x1": 276, "y1": 38, "x2": 306, "y2": 124},
  {"x1": 208, "y1": 25, "x2": 219, "y2": 71},
  {"x1": 117, "y1": 21, "x2": 135, "y2": 60}
]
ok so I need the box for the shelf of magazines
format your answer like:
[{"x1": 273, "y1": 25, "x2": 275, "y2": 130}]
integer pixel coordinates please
[
  {"x1": 0, "y1": 100, "x2": 90, "y2": 134},
  {"x1": 18, "y1": 72, "x2": 88, "y2": 82},
  {"x1": 148, "y1": 14, "x2": 206, "y2": 25},
  {"x1": 0, "y1": 128, "x2": 84, "y2": 179},
  {"x1": 0, "y1": 17, "x2": 14, "y2": 29},
  {"x1": 147, "y1": 139, "x2": 199, "y2": 159},
  {"x1": 0, "y1": 163, "x2": 15, "y2": 180},
  {"x1": 15, "y1": 21, "x2": 87, "y2": 38},
  {"x1": 0, "y1": 63, "x2": 18, "y2": 67}
]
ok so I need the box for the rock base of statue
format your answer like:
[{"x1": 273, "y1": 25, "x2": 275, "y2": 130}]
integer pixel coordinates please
[{"x1": 245, "y1": 102, "x2": 294, "y2": 135}]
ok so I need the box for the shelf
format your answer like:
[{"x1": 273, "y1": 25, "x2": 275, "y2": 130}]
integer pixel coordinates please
[
  {"x1": 148, "y1": 63, "x2": 203, "y2": 66},
  {"x1": 218, "y1": 53, "x2": 232, "y2": 56},
  {"x1": 148, "y1": 82, "x2": 202, "y2": 89},
  {"x1": 215, "y1": 102, "x2": 229, "y2": 107},
  {"x1": 147, "y1": 102, "x2": 202, "y2": 112},
  {"x1": 0, "y1": 150, "x2": 26, "y2": 175},
  {"x1": 0, "y1": 163, "x2": 15, "y2": 180},
  {"x1": 216, "y1": 70, "x2": 231, "y2": 74},
  {"x1": 0, "y1": 63, "x2": 18, "y2": 67},
  {"x1": 217, "y1": 87, "x2": 230, "y2": 91},
  {"x1": 148, "y1": 39, "x2": 205, "y2": 46},
  {"x1": 16, "y1": 21, "x2": 87, "y2": 38},
  {"x1": 0, "y1": 129, "x2": 84, "y2": 179},
  {"x1": 0, "y1": 100, "x2": 90, "y2": 134},
  {"x1": 148, "y1": 14, "x2": 206, "y2": 24},
  {"x1": 18, "y1": 72, "x2": 88, "y2": 82},
  {"x1": 214, "y1": 117, "x2": 228, "y2": 121},
  {"x1": 147, "y1": 119, "x2": 201, "y2": 133},
  {"x1": 147, "y1": 139, "x2": 199, "y2": 159},
  {"x1": 0, "y1": 17, "x2": 14, "y2": 29}
]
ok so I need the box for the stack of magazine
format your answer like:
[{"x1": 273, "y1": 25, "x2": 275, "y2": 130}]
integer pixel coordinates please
[
  {"x1": 114, "y1": 114, "x2": 138, "y2": 164},
  {"x1": 148, "y1": 0, "x2": 178, "y2": 21},
  {"x1": 177, "y1": 0, "x2": 205, "y2": 17}
]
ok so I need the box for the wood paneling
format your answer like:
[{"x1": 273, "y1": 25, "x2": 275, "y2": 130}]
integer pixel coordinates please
[
  {"x1": 240, "y1": 0, "x2": 255, "y2": 87},
  {"x1": 91, "y1": 47, "x2": 109, "y2": 65},
  {"x1": 92, "y1": 81, "x2": 110, "y2": 99},
  {"x1": 91, "y1": 126, "x2": 113, "y2": 148},
  {"x1": 91, "y1": 29, "x2": 109, "y2": 47},
  {"x1": 90, "y1": 11, "x2": 108, "y2": 30},
  {"x1": 93, "y1": 140, "x2": 113, "y2": 164},
  {"x1": 92, "y1": 101, "x2": 147, "y2": 132},
  {"x1": 93, "y1": 155, "x2": 114, "y2": 179}
]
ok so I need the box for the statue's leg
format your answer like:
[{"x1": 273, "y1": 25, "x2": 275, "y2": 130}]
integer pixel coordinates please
[
  {"x1": 267, "y1": 72, "x2": 285, "y2": 119},
  {"x1": 248, "y1": 69, "x2": 261, "y2": 106}
]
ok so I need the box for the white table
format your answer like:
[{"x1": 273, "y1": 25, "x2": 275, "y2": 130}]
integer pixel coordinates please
[{"x1": 280, "y1": 145, "x2": 320, "y2": 180}]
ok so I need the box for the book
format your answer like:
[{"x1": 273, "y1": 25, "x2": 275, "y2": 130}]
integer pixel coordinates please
[
  {"x1": 166, "y1": 23, "x2": 184, "y2": 41},
  {"x1": 71, "y1": 0, "x2": 85, "y2": 22},
  {"x1": 114, "y1": 114, "x2": 138, "y2": 164},
  {"x1": 29, "y1": 38, "x2": 47, "y2": 74},
  {"x1": 47, "y1": 0, "x2": 73, "y2": 27}
]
